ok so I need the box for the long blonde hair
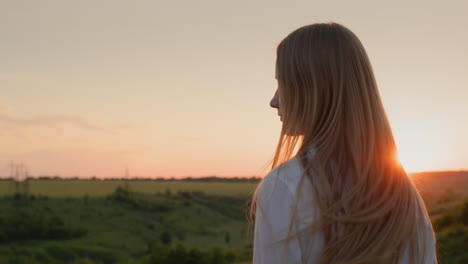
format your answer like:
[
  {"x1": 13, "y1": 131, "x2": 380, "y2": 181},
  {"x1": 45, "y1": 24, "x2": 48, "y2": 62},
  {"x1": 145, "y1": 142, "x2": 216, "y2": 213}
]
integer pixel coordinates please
[{"x1": 248, "y1": 22, "x2": 435, "y2": 263}]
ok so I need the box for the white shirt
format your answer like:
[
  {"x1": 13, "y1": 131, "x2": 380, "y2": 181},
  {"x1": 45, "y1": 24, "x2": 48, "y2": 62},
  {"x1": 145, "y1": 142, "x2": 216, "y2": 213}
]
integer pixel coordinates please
[{"x1": 253, "y1": 155, "x2": 437, "y2": 264}]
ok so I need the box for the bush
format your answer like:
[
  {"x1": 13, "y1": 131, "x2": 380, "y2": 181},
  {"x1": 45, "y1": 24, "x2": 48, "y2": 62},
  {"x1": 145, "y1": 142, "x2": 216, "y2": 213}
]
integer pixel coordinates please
[
  {"x1": 177, "y1": 191, "x2": 192, "y2": 199},
  {"x1": 160, "y1": 231, "x2": 172, "y2": 245},
  {"x1": 176, "y1": 231, "x2": 186, "y2": 241},
  {"x1": 460, "y1": 201, "x2": 468, "y2": 225},
  {"x1": 145, "y1": 243, "x2": 239, "y2": 264},
  {"x1": 150, "y1": 242, "x2": 171, "y2": 264},
  {"x1": 191, "y1": 195, "x2": 247, "y2": 221},
  {"x1": 109, "y1": 187, "x2": 172, "y2": 213},
  {"x1": 187, "y1": 248, "x2": 205, "y2": 264},
  {"x1": 209, "y1": 247, "x2": 225, "y2": 264},
  {"x1": 437, "y1": 229, "x2": 468, "y2": 264},
  {"x1": 166, "y1": 243, "x2": 188, "y2": 264},
  {"x1": 83, "y1": 195, "x2": 89, "y2": 205},
  {"x1": 0, "y1": 213, "x2": 87, "y2": 243},
  {"x1": 45, "y1": 245, "x2": 76, "y2": 262},
  {"x1": 434, "y1": 211, "x2": 458, "y2": 231},
  {"x1": 434, "y1": 200, "x2": 468, "y2": 231},
  {"x1": 110, "y1": 187, "x2": 130, "y2": 203},
  {"x1": 72, "y1": 246, "x2": 117, "y2": 264},
  {"x1": 224, "y1": 249, "x2": 240, "y2": 263}
]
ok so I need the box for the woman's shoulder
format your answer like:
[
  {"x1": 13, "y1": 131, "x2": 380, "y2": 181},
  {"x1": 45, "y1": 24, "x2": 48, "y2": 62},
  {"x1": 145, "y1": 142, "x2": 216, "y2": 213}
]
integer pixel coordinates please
[{"x1": 260, "y1": 156, "x2": 307, "y2": 198}]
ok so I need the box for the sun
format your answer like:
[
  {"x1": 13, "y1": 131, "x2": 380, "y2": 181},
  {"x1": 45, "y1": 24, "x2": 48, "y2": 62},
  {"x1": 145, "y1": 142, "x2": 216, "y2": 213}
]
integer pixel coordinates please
[
  {"x1": 394, "y1": 147, "x2": 433, "y2": 173},
  {"x1": 391, "y1": 123, "x2": 439, "y2": 173}
]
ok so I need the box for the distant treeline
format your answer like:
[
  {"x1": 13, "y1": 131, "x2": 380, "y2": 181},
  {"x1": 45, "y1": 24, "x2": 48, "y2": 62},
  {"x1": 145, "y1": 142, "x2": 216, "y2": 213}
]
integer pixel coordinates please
[
  {"x1": 3, "y1": 170, "x2": 467, "y2": 183},
  {"x1": 0, "y1": 176, "x2": 262, "y2": 182}
]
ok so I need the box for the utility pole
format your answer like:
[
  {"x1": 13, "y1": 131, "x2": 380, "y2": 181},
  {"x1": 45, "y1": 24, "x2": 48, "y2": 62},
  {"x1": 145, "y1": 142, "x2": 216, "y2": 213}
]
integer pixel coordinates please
[
  {"x1": 7, "y1": 162, "x2": 15, "y2": 195},
  {"x1": 14, "y1": 163, "x2": 20, "y2": 195},
  {"x1": 23, "y1": 167, "x2": 30, "y2": 198},
  {"x1": 6, "y1": 162, "x2": 30, "y2": 199}
]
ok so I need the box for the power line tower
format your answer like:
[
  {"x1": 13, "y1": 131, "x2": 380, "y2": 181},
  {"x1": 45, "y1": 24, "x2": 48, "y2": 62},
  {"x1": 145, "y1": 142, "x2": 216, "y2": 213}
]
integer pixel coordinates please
[
  {"x1": 7, "y1": 162, "x2": 15, "y2": 195},
  {"x1": 14, "y1": 163, "x2": 21, "y2": 196},
  {"x1": 23, "y1": 167, "x2": 30, "y2": 199},
  {"x1": 6, "y1": 162, "x2": 30, "y2": 200}
]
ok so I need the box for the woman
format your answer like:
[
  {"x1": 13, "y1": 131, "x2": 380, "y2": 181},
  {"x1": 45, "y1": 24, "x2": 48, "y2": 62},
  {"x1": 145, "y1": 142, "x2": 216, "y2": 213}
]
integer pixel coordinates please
[{"x1": 249, "y1": 23, "x2": 437, "y2": 264}]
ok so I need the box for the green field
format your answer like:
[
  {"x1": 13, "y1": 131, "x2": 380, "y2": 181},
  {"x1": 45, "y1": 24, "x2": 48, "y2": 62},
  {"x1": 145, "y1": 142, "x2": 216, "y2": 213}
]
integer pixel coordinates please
[
  {"x1": 0, "y1": 179, "x2": 258, "y2": 198},
  {"x1": 0, "y1": 186, "x2": 255, "y2": 264},
  {"x1": 1, "y1": 171, "x2": 467, "y2": 264}
]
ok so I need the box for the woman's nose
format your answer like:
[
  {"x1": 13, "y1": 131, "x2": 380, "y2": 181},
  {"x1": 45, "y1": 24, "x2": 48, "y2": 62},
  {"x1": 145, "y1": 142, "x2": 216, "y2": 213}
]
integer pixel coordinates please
[{"x1": 270, "y1": 90, "x2": 279, "y2": 109}]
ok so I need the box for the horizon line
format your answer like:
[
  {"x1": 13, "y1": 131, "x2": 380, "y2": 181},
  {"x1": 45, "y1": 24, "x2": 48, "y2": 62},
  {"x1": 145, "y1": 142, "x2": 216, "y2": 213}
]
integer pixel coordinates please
[{"x1": 2, "y1": 169, "x2": 467, "y2": 181}]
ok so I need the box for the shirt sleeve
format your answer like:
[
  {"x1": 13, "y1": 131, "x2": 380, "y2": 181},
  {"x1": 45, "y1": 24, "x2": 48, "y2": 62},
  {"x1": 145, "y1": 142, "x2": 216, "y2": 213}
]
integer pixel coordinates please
[
  {"x1": 253, "y1": 175, "x2": 303, "y2": 264},
  {"x1": 423, "y1": 212, "x2": 438, "y2": 264}
]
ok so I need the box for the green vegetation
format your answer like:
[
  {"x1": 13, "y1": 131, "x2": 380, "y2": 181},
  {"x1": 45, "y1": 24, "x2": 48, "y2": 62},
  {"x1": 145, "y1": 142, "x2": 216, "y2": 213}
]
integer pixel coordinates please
[
  {"x1": 433, "y1": 200, "x2": 468, "y2": 263},
  {"x1": 0, "y1": 171, "x2": 467, "y2": 263},
  {"x1": 0, "y1": 186, "x2": 253, "y2": 264},
  {"x1": 0, "y1": 178, "x2": 259, "y2": 198},
  {"x1": 434, "y1": 201, "x2": 468, "y2": 231},
  {"x1": 140, "y1": 242, "x2": 243, "y2": 264},
  {"x1": 0, "y1": 212, "x2": 87, "y2": 243}
]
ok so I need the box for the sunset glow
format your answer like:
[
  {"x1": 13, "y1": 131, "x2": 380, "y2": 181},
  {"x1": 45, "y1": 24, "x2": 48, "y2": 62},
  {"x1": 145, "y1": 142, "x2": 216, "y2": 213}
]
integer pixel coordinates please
[
  {"x1": 0, "y1": 1, "x2": 467, "y2": 178},
  {"x1": 396, "y1": 147, "x2": 434, "y2": 173}
]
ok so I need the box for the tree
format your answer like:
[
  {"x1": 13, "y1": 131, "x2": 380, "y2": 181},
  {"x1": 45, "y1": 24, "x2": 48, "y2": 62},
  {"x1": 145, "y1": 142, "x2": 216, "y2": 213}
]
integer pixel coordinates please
[
  {"x1": 150, "y1": 242, "x2": 170, "y2": 264},
  {"x1": 224, "y1": 232, "x2": 230, "y2": 244},
  {"x1": 166, "y1": 243, "x2": 187, "y2": 264},
  {"x1": 209, "y1": 247, "x2": 225, "y2": 264},
  {"x1": 160, "y1": 231, "x2": 172, "y2": 245}
]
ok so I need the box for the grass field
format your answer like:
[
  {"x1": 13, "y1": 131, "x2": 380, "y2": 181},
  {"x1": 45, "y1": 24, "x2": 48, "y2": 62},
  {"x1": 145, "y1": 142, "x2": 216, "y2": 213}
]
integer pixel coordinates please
[
  {"x1": 0, "y1": 179, "x2": 258, "y2": 198},
  {"x1": 1, "y1": 171, "x2": 467, "y2": 263},
  {"x1": 0, "y1": 189, "x2": 254, "y2": 264}
]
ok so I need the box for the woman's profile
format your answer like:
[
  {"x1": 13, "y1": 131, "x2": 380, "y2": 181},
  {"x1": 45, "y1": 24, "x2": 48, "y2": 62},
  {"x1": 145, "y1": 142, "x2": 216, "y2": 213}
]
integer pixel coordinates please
[{"x1": 249, "y1": 22, "x2": 437, "y2": 264}]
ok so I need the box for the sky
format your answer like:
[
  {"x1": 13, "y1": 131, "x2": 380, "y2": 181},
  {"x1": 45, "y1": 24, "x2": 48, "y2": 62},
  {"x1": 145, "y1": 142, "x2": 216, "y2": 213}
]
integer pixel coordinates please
[{"x1": 1, "y1": 0, "x2": 467, "y2": 178}]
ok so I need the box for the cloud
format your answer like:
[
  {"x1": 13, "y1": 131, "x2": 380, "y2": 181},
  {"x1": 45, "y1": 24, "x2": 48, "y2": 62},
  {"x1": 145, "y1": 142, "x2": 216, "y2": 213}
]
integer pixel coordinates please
[
  {"x1": 0, "y1": 112, "x2": 104, "y2": 130},
  {"x1": 0, "y1": 104, "x2": 140, "y2": 132}
]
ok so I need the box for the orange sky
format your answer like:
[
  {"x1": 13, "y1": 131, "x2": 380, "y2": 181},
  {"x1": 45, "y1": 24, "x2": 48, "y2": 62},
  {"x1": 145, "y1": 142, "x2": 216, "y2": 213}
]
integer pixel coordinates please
[{"x1": 1, "y1": 0, "x2": 467, "y2": 178}]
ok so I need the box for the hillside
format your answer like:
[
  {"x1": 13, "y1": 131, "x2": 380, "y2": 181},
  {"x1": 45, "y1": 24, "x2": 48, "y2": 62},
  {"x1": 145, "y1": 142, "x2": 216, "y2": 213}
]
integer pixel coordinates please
[
  {"x1": 0, "y1": 189, "x2": 253, "y2": 264},
  {"x1": 1, "y1": 171, "x2": 467, "y2": 263},
  {"x1": 411, "y1": 171, "x2": 468, "y2": 217}
]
